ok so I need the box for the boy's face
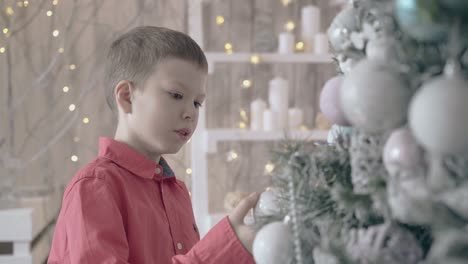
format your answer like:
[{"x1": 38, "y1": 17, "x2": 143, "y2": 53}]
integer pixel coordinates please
[{"x1": 125, "y1": 58, "x2": 207, "y2": 157}]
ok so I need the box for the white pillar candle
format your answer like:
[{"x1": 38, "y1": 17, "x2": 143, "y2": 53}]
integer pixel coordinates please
[
  {"x1": 278, "y1": 32, "x2": 295, "y2": 54},
  {"x1": 250, "y1": 99, "x2": 267, "y2": 131},
  {"x1": 314, "y1": 33, "x2": 329, "y2": 54},
  {"x1": 288, "y1": 108, "x2": 304, "y2": 129},
  {"x1": 268, "y1": 77, "x2": 289, "y2": 129},
  {"x1": 301, "y1": 5, "x2": 321, "y2": 53},
  {"x1": 263, "y1": 109, "x2": 279, "y2": 131}
]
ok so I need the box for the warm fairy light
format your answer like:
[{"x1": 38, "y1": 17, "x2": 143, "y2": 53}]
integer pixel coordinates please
[
  {"x1": 69, "y1": 64, "x2": 76, "y2": 70},
  {"x1": 0, "y1": 47, "x2": 5, "y2": 53},
  {"x1": 239, "y1": 121, "x2": 247, "y2": 129},
  {"x1": 216, "y1": 16, "x2": 225, "y2": 25},
  {"x1": 58, "y1": 47, "x2": 64, "y2": 53},
  {"x1": 71, "y1": 155, "x2": 78, "y2": 162},
  {"x1": 227, "y1": 150, "x2": 239, "y2": 162},
  {"x1": 62, "y1": 86, "x2": 69, "y2": 92},
  {"x1": 285, "y1": 21, "x2": 295, "y2": 31},
  {"x1": 5, "y1": 7, "x2": 14, "y2": 16},
  {"x1": 295, "y1": 41, "x2": 305, "y2": 52},
  {"x1": 242, "y1": 79, "x2": 252, "y2": 88},
  {"x1": 299, "y1": 124, "x2": 309, "y2": 131},
  {"x1": 69, "y1": 104, "x2": 76, "y2": 111},
  {"x1": 224, "y1": 42, "x2": 233, "y2": 51},
  {"x1": 46, "y1": 10, "x2": 53, "y2": 16},
  {"x1": 52, "y1": 30, "x2": 59, "y2": 37},
  {"x1": 82, "y1": 117, "x2": 90, "y2": 124},
  {"x1": 250, "y1": 54, "x2": 261, "y2": 64},
  {"x1": 73, "y1": 137, "x2": 80, "y2": 142},
  {"x1": 281, "y1": 0, "x2": 292, "y2": 6},
  {"x1": 52, "y1": 0, "x2": 59, "y2": 5},
  {"x1": 3, "y1": 28, "x2": 9, "y2": 34},
  {"x1": 240, "y1": 109, "x2": 248, "y2": 121},
  {"x1": 265, "y1": 162, "x2": 275, "y2": 174},
  {"x1": 23, "y1": 1, "x2": 29, "y2": 7},
  {"x1": 186, "y1": 168, "x2": 192, "y2": 175}
]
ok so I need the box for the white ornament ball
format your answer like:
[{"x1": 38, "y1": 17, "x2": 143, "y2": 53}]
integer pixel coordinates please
[
  {"x1": 253, "y1": 222, "x2": 293, "y2": 264},
  {"x1": 409, "y1": 74, "x2": 468, "y2": 154},
  {"x1": 341, "y1": 59, "x2": 411, "y2": 132},
  {"x1": 254, "y1": 188, "x2": 281, "y2": 217},
  {"x1": 327, "y1": 7, "x2": 360, "y2": 51}
]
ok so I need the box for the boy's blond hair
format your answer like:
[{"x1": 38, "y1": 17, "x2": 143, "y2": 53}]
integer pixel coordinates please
[{"x1": 104, "y1": 26, "x2": 208, "y2": 111}]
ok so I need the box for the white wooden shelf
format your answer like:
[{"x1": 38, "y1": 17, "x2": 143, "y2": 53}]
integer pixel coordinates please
[
  {"x1": 204, "y1": 129, "x2": 328, "y2": 153},
  {"x1": 0, "y1": 194, "x2": 59, "y2": 264},
  {"x1": 205, "y1": 52, "x2": 333, "y2": 73}
]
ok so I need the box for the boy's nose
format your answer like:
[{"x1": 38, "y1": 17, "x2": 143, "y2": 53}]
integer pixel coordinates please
[{"x1": 182, "y1": 105, "x2": 196, "y2": 120}]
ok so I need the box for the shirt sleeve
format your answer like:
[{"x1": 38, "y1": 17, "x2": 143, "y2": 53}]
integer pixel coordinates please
[
  {"x1": 62, "y1": 177, "x2": 131, "y2": 264},
  {"x1": 172, "y1": 216, "x2": 255, "y2": 264}
]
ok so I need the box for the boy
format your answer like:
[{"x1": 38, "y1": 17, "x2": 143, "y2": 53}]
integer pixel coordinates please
[{"x1": 48, "y1": 26, "x2": 259, "y2": 264}]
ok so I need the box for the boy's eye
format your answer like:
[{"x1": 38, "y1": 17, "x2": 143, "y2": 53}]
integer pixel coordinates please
[
  {"x1": 194, "y1": 101, "x2": 203, "y2": 108},
  {"x1": 169, "y1": 92, "x2": 183, "y2": 100}
]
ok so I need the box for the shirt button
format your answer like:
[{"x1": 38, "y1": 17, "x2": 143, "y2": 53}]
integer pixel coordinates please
[
  {"x1": 155, "y1": 167, "x2": 162, "y2": 174},
  {"x1": 177, "y1": 243, "x2": 183, "y2": 250}
]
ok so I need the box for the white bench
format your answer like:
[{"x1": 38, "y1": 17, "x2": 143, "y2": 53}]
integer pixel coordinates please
[{"x1": 0, "y1": 195, "x2": 59, "y2": 264}]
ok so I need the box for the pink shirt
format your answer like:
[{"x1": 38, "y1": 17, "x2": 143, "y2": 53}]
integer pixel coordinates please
[{"x1": 48, "y1": 137, "x2": 255, "y2": 264}]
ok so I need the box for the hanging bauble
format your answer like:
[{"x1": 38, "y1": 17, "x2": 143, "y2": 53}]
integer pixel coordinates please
[
  {"x1": 383, "y1": 127, "x2": 424, "y2": 175},
  {"x1": 341, "y1": 59, "x2": 412, "y2": 133},
  {"x1": 395, "y1": 0, "x2": 450, "y2": 42},
  {"x1": 254, "y1": 188, "x2": 281, "y2": 218},
  {"x1": 409, "y1": 61, "x2": 468, "y2": 154},
  {"x1": 327, "y1": 7, "x2": 361, "y2": 52},
  {"x1": 253, "y1": 222, "x2": 293, "y2": 264},
  {"x1": 320, "y1": 75, "x2": 351, "y2": 126}
]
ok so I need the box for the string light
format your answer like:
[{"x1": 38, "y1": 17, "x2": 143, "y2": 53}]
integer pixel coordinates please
[
  {"x1": 73, "y1": 137, "x2": 80, "y2": 142},
  {"x1": 250, "y1": 54, "x2": 261, "y2": 64},
  {"x1": 242, "y1": 79, "x2": 252, "y2": 88},
  {"x1": 281, "y1": 0, "x2": 292, "y2": 6},
  {"x1": 68, "y1": 104, "x2": 76, "y2": 111},
  {"x1": 52, "y1": 0, "x2": 59, "y2": 5},
  {"x1": 186, "y1": 168, "x2": 192, "y2": 175},
  {"x1": 62, "y1": 86, "x2": 69, "y2": 92},
  {"x1": 3, "y1": 28, "x2": 9, "y2": 34},
  {"x1": 299, "y1": 124, "x2": 309, "y2": 131},
  {"x1": 227, "y1": 150, "x2": 239, "y2": 162},
  {"x1": 224, "y1": 42, "x2": 233, "y2": 54},
  {"x1": 46, "y1": 10, "x2": 53, "y2": 16},
  {"x1": 52, "y1": 30, "x2": 59, "y2": 37},
  {"x1": 23, "y1": 1, "x2": 29, "y2": 7},
  {"x1": 240, "y1": 109, "x2": 248, "y2": 121},
  {"x1": 0, "y1": 47, "x2": 5, "y2": 53},
  {"x1": 71, "y1": 155, "x2": 78, "y2": 162},
  {"x1": 239, "y1": 121, "x2": 247, "y2": 129},
  {"x1": 58, "y1": 47, "x2": 64, "y2": 53},
  {"x1": 5, "y1": 7, "x2": 14, "y2": 16},
  {"x1": 69, "y1": 64, "x2": 76, "y2": 70},
  {"x1": 265, "y1": 162, "x2": 275, "y2": 174},
  {"x1": 82, "y1": 117, "x2": 90, "y2": 124},
  {"x1": 216, "y1": 16, "x2": 225, "y2": 25},
  {"x1": 285, "y1": 21, "x2": 295, "y2": 31},
  {"x1": 295, "y1": 41, "x2": 305, "y2": 52}
]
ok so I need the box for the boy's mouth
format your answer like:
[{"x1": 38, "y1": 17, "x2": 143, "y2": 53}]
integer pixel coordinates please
[{"x1": 174, "y1": 128, "x2": 192, "y2": 138}]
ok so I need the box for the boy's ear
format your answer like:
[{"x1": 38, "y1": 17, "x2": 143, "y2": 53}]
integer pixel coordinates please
[{"x1": 115, "y1": 80, "x2": 134, "y2": 114}]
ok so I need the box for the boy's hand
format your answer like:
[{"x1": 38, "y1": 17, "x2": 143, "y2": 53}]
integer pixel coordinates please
[{"x1": 227, "y1": 192, "x2": 260, "y2": 254}]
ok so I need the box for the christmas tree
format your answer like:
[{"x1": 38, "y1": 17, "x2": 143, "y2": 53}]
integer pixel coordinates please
[{"x1": 252, "y1": 1, "x2": 468, "y2": 263}]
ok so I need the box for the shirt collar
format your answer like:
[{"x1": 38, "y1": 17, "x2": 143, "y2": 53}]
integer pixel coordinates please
[{"x1": 98, "y1": 137, "x2": 175, "y2": 181}]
